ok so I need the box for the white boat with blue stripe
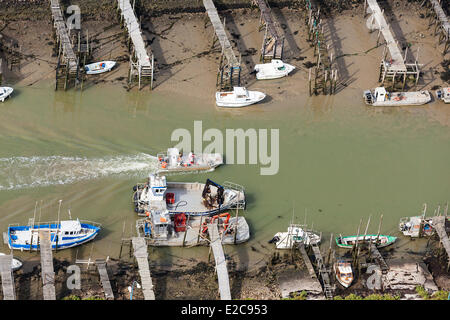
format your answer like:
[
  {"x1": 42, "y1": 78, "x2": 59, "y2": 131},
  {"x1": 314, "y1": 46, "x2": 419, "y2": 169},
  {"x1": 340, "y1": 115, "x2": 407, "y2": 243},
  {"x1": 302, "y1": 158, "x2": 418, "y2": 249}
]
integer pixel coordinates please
[
  {"x1": 84, "y1": 61, "x2": 116, "y2": 75},
  {"x1": 6, "y1": 219, "x2": 101, "y2": 251}
]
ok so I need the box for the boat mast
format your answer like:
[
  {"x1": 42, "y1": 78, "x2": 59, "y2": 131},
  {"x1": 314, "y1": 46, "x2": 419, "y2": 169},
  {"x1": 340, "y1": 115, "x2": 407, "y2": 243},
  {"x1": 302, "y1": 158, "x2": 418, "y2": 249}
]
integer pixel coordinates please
[{"x1": 56, "y1": 200, "x2": 62, "y2": 251}]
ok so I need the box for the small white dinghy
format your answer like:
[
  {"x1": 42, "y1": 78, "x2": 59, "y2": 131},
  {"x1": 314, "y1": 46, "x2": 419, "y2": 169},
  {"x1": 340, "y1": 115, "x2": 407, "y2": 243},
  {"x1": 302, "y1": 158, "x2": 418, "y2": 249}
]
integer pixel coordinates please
[
  {"x1": 0, "y1": 86, "x2": 13, "y2": 102},
  {"x1": 269, "y1": 224, "x2": 321, "y2": 249},
  {"x1": 156, "y1": 147, "x2": 223, "y2": 174},
  {"x1": 254, "y1": 59, "x2": 295, "y2": 80},
  {"x1": 216, "y1": 87, "x2": 266, "y2": 108},
  {"x1": 363, "y1": 87, "x2": 431, "y2": 106},
  {"x1": 0, "y1": 253, "x2": 23, "y2": 271},
  {"x1": 84, "y1": 61, "x2": 116, "y2": 75},
  {"x1": 435, "y1": 87, "x2": 450, "y2": 103},
  {"x1": 334, "y1": 260, "x2": 353, "y2": 288}
]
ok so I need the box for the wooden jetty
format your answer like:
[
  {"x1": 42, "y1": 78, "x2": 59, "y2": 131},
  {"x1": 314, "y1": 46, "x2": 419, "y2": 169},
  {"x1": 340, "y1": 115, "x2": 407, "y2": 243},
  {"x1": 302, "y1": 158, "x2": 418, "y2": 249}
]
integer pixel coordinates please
[
  {"x1": 310, "y1": 241, "x2": 334, "y2": 299},
  {"x1": 207, "y1": 223, "x2": 231, "y2": 300},
  {"x1": 369, "y1": 243, "x2": 389, "y2": 273},
  {"x1": 116, "y1": 0, "x2": 154, "y2": 90},
  {"x1": 433, "y1": 216, "x2": 450, "y2": 268},
  {"x1": 203, "y1": 0, "x2": 241, "y2": 91},
  {"x1": 132, "y1": 237, "x2": 155, "y2": 300},
  {"x1": 297, "y1": 243, "x2": 317, "y2": 279},
  {"x1": 95, "y1": 259, "x2": 114, "y2": 300},
  {"x1": 39, "y1": 230, "x2": 56, "y2": 300},
  {"x1": 0, "y1": 254, "x2": 16, "y2": 300},
  {"x1": 50, "y1": 0, "x2": 79, "y2": 90},
  {"x1": 252, "y1": 0, "x2": 284, "y2": 62},
  {"x1": 364, "y1": 0, "x2": 421, "y2": 89},
  {"x1": 0, "y1": 58, "x2": 2, "y2": 84},
  {"x1": 426, "y1": 0, "x2": 450, "y2": 55},
  {"x1": 305, "y1": 0, "x2": 337, "y2": 95}
]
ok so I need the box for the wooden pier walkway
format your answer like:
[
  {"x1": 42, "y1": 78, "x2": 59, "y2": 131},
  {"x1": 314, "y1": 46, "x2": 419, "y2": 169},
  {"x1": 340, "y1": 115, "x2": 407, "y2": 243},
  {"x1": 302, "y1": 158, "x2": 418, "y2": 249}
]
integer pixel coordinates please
[
  {"x1": 207, "y1": 223, "x2": 231, "y2": 300},
  {"x1": 369, "y1": 243, "x2": 389, "y2": 273},
  {"x1": 96, "y1": 259, "x2": 114, "y2": 300},
  {"x1": 429, "y1": 0, "x2": 450, "y2": 54},
  {"x1": 310, "y1": 242, "x2": 334, "y2": 299},
  {"x1": 39, "y1": 230, "x2": 56, "y2": 300},
  {"x1": 433, "y1": 216, "x2": 450, "y2": 267},
  {"x1": 297, "y1": 243, "x2": 317, "y2": 279},
  {"x1": 132, "y1": 237, "x2": 155, "y2": 300},
  {"x1": 366, "y1": 0, "x2": 406, "y2": 72},
  {"x1": 0, "y1": 254, "x2": 16, "y2": 300},
  {"x1": 49, "y1": 0, "x2": 77, "y2": 71},
  {"x1": 253, "y1": 0, "x2": 284, "y2": 61}
]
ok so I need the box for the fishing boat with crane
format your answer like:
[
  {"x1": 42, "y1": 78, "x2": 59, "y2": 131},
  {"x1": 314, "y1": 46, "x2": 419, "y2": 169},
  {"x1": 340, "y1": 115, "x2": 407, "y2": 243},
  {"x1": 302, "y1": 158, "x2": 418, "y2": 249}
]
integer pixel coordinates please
[
  {"x1": 132, "y1": 174, "x2": 245, "y2": 217},
  {"x1": 155, "y1": 147, "x2": 223, "y2": 174}
]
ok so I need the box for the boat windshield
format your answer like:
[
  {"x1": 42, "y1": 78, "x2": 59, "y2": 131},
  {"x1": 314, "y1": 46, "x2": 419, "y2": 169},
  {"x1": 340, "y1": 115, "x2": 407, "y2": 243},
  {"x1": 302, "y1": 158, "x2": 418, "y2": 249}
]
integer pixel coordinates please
[{"x1": 277, "y1": 66, "x2": 286, "y2": 71}]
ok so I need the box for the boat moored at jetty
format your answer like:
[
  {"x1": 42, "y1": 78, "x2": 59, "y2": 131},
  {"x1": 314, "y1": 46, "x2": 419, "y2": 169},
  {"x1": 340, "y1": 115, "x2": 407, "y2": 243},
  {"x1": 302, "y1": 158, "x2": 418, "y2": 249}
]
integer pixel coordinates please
[
  {"x1": 334, "y1": 260, "x2": 354, "y2": 288},
  {"x1": 269, "y1": 224, "x2": 321, "y2": 249},
  {"x1": 133, "y1": 174, "x2": 245, "y2": 217},
  {"x1": 254, "y1": 59, "x2": 295, "y2": 80},
  {"x1": 0, "y1": 86, "x2": 13, "y2": 102},
  {"x1": 5, "y1": 218, "x2": 101, "y2": 251},
  {"x1": 0, "y1": 253, "x2": 22, "y2": 271},
  {"x1": 399, "y1": 216, "x2": 434, "y2": 238},
  {"x1": 215, "y1": 87, "x2": 266, "y2": 107},
  {"x1": 363, "y1": 87, "x2": 431, "y2": 106},
  {"x1": 84, "y1": 61, "x2": 116, "y2": 75},
  {"x1": 336, "y1": 234, "x2": 397, "y2": 249},
  {"x1": 156, "y1": 147, "x2": 223, "y2": 174},
  {"x1": 435, "y1": 87, "x2": 450, "y2": 103}
]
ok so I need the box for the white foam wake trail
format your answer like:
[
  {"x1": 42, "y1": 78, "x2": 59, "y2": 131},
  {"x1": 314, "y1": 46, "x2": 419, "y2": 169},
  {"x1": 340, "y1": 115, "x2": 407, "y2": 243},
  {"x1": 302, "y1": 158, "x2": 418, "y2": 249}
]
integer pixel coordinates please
[{"x1": 0, "y1": 153, "x2": 158, "y2": 191}]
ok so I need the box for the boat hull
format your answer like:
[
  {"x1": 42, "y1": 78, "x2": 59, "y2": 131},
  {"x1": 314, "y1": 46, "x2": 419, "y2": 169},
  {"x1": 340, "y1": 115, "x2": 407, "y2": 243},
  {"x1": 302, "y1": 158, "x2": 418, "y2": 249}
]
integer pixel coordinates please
[
  {"x1": 255, "y1": 62, "x2": 295, "y2": 80},
  {"x1": 365, "y1": 90, "x2": 431, "y2": 106},
  {"x1": 0, "y1": 87, "x2": 13, "y2": 102},
  {"x1": 335, "y1": 234, "x2": 397, "y2": 249},
  {"x1": 215, "y1": 91, "x2": 266, "y2": 107},
  {"x1": 85, "y1": 61, "x2": 116, "y2": 75}
]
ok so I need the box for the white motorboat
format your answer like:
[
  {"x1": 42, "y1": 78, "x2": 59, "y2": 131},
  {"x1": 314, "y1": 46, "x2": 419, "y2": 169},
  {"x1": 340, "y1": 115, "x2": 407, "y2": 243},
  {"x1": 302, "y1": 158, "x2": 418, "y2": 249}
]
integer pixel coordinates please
[
  {"x1": 0, "y1": 86, "x2": 13, "y2": 102},
  {"x1": 435, "y1": 87, "x2": 450, "y2": 103},
  {"x1": 156, "y1": 147, "x2": 223, "y2": 174},
  {"x1": 215, "y1": 87, "x2": 266, "y2": 108},
  {"x1": 334, "y1": 260, "x2": 354, "y2": 288},
  {"x1": 133, "y1": 174, "x2": 245, "y2": 217},
  {"x1": 84, "y1": 61, "x2": 116, "y2": 75},
  {"x1": 269, "y1": 224, "x2": 321, "y2": 249},
  {"x1": 0, "y1": 253, "x2": 22, "y2": 271},
  {"x1": 254, "y1": 59, "x2": 295, "y2": 80},
  {"x1": 363, "y1": 87, "x2": 431, "y2": 106}
]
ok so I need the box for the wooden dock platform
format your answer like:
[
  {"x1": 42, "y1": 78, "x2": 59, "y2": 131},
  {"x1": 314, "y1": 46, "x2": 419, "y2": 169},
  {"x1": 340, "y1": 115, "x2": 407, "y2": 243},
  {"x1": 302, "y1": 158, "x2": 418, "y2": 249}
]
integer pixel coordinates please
[
  {"x1": 132, "y1": 237, "x2": 155, "y2": 300},
  {"x1": 95, "y1": 259, "x2": 114, "y2": 300},
  {"x1": 369, "y1": 243, "x2": 389, "y2": 273},
  {"x1": 253, "y1": 0, "x2": 284, "y2": 61},
  {"x1": 429, "y1": 0, "x2": 450, "y2": 54},
  {"x1": 0, "y1": 254, "x2": 16, "y2": 300},
  {"x1": 297, "y1": 243, "x2": 317, "y2": 279},
  {"x1": 433, "y1": 216, "x2": 450, "y2": 267},
  {"x1": 207, "y1": 223, "x2": 231, "y2": 300},
  {"x1": 39, "y1": 230, "x2": 56, "y2": 300},
  {"x1": 310, "y1": 242, "x2": 334, "y2": 299}
]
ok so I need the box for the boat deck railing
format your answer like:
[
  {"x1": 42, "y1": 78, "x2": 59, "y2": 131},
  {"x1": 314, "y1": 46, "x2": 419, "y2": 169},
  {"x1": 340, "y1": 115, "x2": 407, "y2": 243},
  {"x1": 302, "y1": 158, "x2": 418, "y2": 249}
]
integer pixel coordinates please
[{"x1": 8, "y1": 220, "x2": 101, "y2": 231}]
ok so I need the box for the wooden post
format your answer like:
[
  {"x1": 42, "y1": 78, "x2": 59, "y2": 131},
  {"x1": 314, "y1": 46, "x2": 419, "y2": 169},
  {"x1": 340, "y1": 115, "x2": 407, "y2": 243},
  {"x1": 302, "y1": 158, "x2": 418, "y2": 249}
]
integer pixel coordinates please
[{"x1": 182, "y1": 214, "x2": 191, "y2": 247}]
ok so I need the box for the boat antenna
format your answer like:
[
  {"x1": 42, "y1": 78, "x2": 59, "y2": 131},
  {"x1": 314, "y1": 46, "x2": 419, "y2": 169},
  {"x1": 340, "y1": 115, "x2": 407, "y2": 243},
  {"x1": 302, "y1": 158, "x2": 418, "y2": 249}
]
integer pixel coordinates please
[
  {"x1": 304, "y1": 208, "x2": 307, "y2": 227},
  {"x1": 68, "y1": 208, "x2": 72, "y2": 220},
  {"x1": 57, "y1": 199, "x2": 62, "y2": 229},
  {"x1": 444, "y1": 202, "x2": 448, "y2": 217},
  {"x1": 376, "y1": 213, "x2": 383, "y2": 244},
  {"x1": 33, "y1": 201, "x2": 38, "y2": 227},
  {"x1": 38, "y1": 200, "x2": 43, "y2": 226},
  {"x1": 422, "y1": 203, "x2": 427, "y2": 218}
]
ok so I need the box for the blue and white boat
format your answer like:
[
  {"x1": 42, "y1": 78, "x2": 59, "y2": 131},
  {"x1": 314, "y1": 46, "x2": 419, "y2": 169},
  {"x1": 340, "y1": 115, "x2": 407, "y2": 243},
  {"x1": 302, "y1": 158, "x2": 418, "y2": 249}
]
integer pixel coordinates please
[
  {"x1": 6, "y1": 219, "x2": 101, "y2": 251},
  {"x1": 84, "y1": 61, "x2": 116, "y2": 75}
]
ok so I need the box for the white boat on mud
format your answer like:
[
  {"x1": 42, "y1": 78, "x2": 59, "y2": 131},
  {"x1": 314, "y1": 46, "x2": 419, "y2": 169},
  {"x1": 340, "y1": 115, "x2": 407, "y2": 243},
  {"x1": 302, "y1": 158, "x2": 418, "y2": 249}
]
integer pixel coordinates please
[
  {"x1": 363, "y1": 87, "x2": 431, "y2": 106},
  {"x1": 0, "y1": 253, "x2": 22, "y2": 271},
  {"x1": 435, "y1": 87, "x2": 450, "y2": 103},
  {"x1": 5, "y1": 218, "x2": 101, "y2": 251},
  {"x1": 0, "y1": 86, "x2": 13, "y2": 102},
  {"x1": 215, "y1": 87, "x2": 266, "y2": 108},
  {"x1": 135, "y1": 211, "x2": 250, "y2": 246},
  {"x1": 254, "y1": 59, "x2": 295, "y2": 80},
  {"x1": 84, "y1": 61, "x2": 116, "y2": 75},
  {"x1": 334, "y1": 260, "x2": 354, "y2": 288},
  {"x1": 156, "y1": 147, "x2": 223, "y2": 174},
  {"x1": 133, "y1": 174, "x2": 245, "y2": 217},
  {"x1": 269, "y1": 224, "x2": 321, "y2": 249}
]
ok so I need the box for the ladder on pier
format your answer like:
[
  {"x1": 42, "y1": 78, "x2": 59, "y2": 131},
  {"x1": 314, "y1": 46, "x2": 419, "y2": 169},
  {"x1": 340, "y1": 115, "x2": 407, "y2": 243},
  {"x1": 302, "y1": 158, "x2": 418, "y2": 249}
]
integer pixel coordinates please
[
  {"x1": 39, "y1": 230, "x2": 56, "y2": 300},
  {"x1": 369, "y1": 243, "x2": 389, "y2": 273},
  {"x1": 132, "y1": 237, "x2": 155, "y2": 300},
  {"x1": 207, "y1": 223, "x2": 231, "y2": 300},
  {"x1": 0, "y1": 254, "x2": 16, "y2": 300},
  {"x1": 310, "y1": 241, "x2": 334, "y2": 300},
  {"x1": 427, "y1": 0, "x2": 450, "y2": 55},
  {"x1": 433, "y1": 216, "x2": 450, "y2": 268},
  {"x1": 253, "y1": 0, "x2": 284, "y2": 62},
  {"x1": 95, "y1": 259, "x2": 114, "y2": 300},
  {"x1": 203, "y1": 0, "x2": 241, "y2": 91}
]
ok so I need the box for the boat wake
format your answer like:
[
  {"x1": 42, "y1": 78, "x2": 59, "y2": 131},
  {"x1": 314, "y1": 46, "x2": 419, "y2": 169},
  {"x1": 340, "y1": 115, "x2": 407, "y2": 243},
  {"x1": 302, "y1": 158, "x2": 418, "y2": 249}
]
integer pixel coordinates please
[{"x1": 0, "y1": 153, "x2": 158, "y2": 191}]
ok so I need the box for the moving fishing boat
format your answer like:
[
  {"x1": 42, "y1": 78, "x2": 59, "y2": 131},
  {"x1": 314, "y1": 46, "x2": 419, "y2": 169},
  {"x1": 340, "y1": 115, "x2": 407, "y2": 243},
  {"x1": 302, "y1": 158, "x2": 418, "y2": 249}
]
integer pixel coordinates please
[
  {"x1": 215, "y1": 87, "x2": 266, "y2": 108},
  {"x1": 5, "y1": 218, "x2": 101, "y2": 251},
  {"x1": 269, "y1": 224, "x2": 320, "y2": 249},
  {"x1": 0, "y1": 86, "x2": 13, "y2": 102},
  {"x1": 435, "y1": 87, "x2": 450, "y2": 103},
  {"x1": 156, "y1": 147, "x2": 223, "y2": 174},
  {"x1": 254, "y1": 59, "x2": 295, "y2": 80},
  {"x1": 363, "y1": 87, "x2": 431, "y2": 106},
  {"x1": 135, "y1": 211, "x2": 250, "y2": 246},
  {"x1": 334, "y1": 260, "x2": 354, "y2": 288},
  {"x1": 335, "y1": 234, "x2": 397, "y2": 249},
  {"x1": 0, "y1": 253, "x2": 22, "y2": 271},
  {"x1": 84, "y1": 61, "x2": 116, "y2": 75},
  {"x1": 133, "y1": 174, "x2": 245, "y2": 217}
]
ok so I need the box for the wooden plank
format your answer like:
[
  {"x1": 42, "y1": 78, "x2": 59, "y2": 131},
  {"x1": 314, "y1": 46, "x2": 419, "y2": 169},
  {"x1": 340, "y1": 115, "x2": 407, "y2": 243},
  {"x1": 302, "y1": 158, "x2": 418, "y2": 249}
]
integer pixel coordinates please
[
  {"x1": 0, "y1": 255, "x2": 15, "y2": 300},
  {"x1": 297, "y1": 243, "x2": 317, "y2": 279},
  {"x1": 39, "y1": 230, "x2": 56, "y2": 300},
  {"x1": 132, "y1": 237, "x2": 155, "y2": 300},
  {"x1": 207, "y1": 223, "x2": 231, "y2": 300},
  {"x1": 254, "y1": 0, "x2": 283, "y2": 58},
  {"x1": 430, "y1": 0, "x2": 450, "y2": 37},
  {"x1": 434, "y1": 216, "x2": 450, "y2": 266},
  {"x1": 96, "y1": 259, "x2": 114, "y2": 300}
]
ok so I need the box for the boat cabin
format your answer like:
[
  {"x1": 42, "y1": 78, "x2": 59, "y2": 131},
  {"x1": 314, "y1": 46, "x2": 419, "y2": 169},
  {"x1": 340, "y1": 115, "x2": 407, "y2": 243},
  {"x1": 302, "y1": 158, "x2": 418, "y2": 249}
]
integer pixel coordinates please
[
  {"x1": 374, "y1": 87, "x2": 388, "y2": 102},
  {"x1": 436, "y1": 87, "x2": 450, "y2": 102},
  {"x1": 234, "y1": 87, "x2": 249, "y2": 99},
  {"x1": 60, "y1": 220, "x2": 82, "y2": 236},
  {"x1": 149, "y1": 210, "x2": 171, "y2": 240},
  {"x1": 147, "y1": 174, "x2": 167, "y2": 202}
]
